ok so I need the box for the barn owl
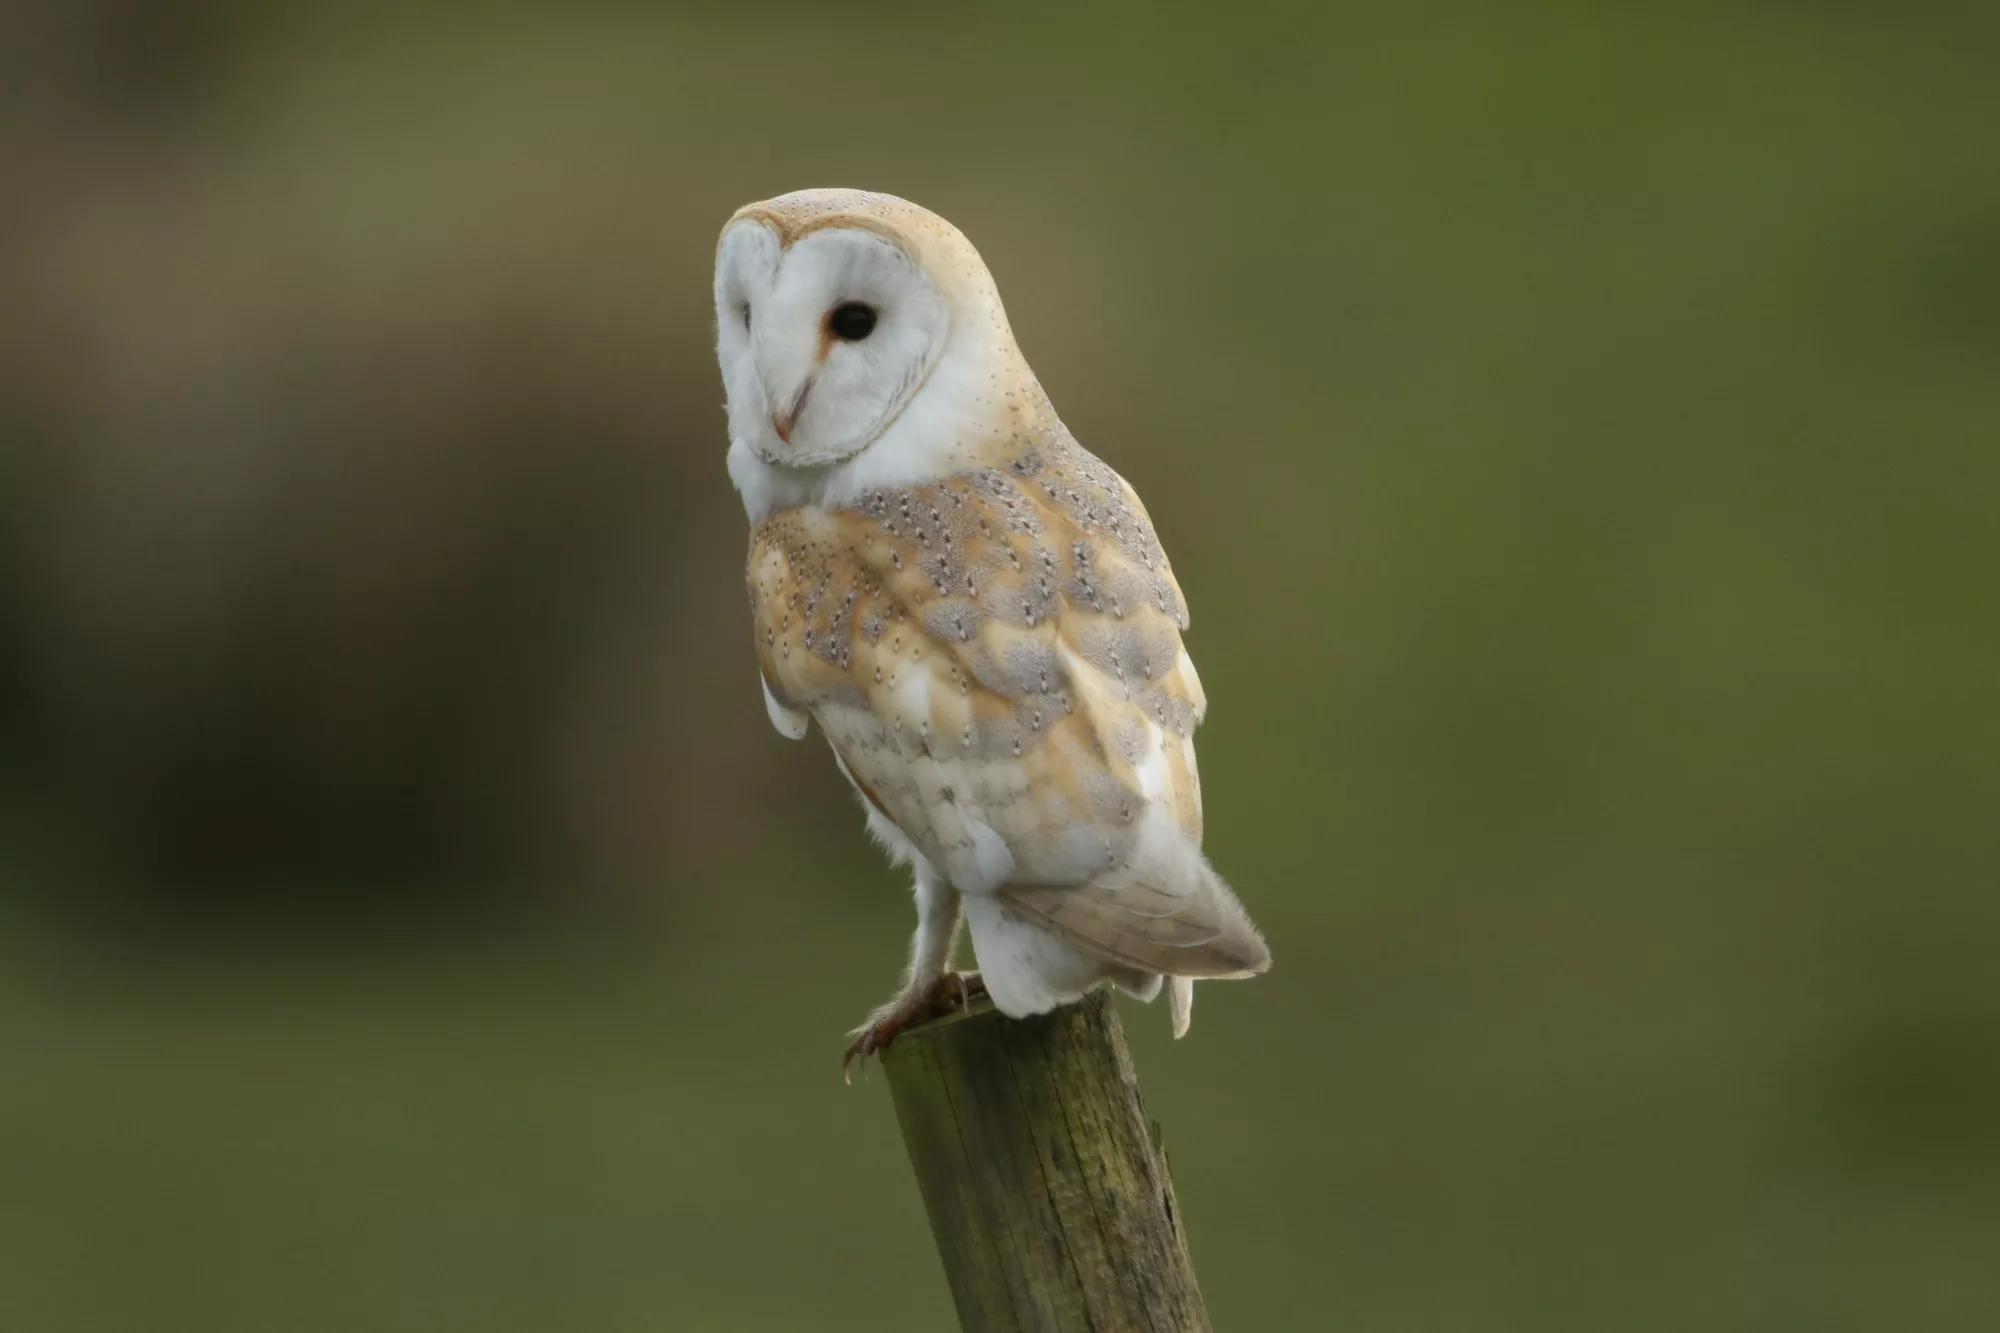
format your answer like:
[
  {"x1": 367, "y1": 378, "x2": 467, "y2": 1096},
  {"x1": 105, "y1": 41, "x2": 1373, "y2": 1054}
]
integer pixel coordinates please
[{"x1": 715, "y1": 188, "x2": 1269, "y2": 1072}]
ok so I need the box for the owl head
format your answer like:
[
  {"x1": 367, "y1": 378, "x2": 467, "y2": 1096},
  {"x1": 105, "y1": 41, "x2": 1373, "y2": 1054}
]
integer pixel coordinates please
[{"x1": 714, "y1": 189, "x2": 1029, "y2": 487}]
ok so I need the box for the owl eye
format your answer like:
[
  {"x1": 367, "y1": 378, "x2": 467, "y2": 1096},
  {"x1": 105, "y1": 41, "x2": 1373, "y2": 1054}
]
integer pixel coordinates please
[
  {"x1": 741, "y1": 304, "x2": 752, "y2": 330},
  {"x1": 828, "y1": 302, "x2": 877, "y2": 341}
]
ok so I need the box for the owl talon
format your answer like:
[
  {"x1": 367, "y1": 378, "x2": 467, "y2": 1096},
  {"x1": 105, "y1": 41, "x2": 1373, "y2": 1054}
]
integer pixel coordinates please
[
  {"x1": 842, "y1": 1029, "x2": 878, "y2": 1083},
  {"x1": 843, "y1": 1014, "x2": 902, "y2": 1083},
  {"x1": 949, "y1": 970, "x2": 986, "y2": 1012}
]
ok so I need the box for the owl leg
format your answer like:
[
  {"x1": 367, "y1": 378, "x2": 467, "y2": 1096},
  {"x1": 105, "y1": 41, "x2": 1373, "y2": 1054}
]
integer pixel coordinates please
[{"x1": 843, "y1": 863, "x2": 984, "y2": 1079}]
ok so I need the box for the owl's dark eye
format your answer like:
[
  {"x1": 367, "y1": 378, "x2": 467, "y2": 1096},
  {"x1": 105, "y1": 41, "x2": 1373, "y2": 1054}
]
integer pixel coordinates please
[
  {"x1": 740, "y1": 304, "x2": 751, "y2": 330},
  {"x1": 828, "y1": 302, "x2": 877, "y2": 341}
]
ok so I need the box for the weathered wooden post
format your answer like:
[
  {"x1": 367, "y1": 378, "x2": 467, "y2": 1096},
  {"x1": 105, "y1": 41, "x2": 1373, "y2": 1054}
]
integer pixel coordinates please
[{"x1": 879, "y1": 990, "x2": 1212, "y2": 1332}]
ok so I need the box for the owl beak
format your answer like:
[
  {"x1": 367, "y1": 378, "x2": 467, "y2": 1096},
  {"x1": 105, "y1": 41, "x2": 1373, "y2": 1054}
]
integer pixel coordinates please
[{"x1": 772, "y1": 376, "x2": 814, "y2": 446}]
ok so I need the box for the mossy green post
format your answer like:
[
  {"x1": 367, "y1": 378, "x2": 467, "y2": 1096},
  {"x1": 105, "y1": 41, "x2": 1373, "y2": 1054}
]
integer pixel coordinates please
[{"x1": 879, "y1": 990, "x2": 1211, "y2": 1333}]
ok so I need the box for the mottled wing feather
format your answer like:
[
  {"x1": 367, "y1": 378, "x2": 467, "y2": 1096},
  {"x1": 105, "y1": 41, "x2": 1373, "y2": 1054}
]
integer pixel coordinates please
[{"x1": 748, "y1": 427, "x2": 1262, "y2": 977}]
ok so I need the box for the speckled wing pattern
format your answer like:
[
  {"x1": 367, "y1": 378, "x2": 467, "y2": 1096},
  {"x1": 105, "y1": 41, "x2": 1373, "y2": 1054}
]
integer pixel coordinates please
[{"x1": 748, "y1": 430, "x2": 1266, "y2": 980}]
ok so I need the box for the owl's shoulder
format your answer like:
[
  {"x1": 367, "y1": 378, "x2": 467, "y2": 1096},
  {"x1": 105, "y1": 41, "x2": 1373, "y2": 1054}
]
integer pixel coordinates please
[
  {"x1": 820, "y1": 426, "x2": 1189, "y2": 620},
  {"x1": 748, "y1": 425, "x2": 1196, "y2": 697}
]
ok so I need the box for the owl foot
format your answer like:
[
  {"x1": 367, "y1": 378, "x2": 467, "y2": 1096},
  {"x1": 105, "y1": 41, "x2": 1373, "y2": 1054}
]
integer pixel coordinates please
[{"x1": 843, "y1": 971, "x2": 987, "y2": 1082}]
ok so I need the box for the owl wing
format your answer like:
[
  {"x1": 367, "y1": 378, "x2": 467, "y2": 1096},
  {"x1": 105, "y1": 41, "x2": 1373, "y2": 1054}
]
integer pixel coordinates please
[{"x1": 747, "y1": 434, "x2": 1267, "y2": 981}]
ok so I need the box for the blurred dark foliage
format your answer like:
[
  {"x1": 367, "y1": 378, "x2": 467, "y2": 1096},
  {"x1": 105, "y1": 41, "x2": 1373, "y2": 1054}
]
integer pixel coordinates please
[{"x1": 4, "y1": 0, "x2": 741, "y2": 925}]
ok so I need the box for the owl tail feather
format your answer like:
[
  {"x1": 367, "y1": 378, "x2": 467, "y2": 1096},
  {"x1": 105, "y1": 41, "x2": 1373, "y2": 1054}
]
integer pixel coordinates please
[
  {"x1": 1169, "y1": 975, "x2": 1195, "y2": 1038},
  {"x1": 1000, "y1": 842, "x2": 1270, "y2": 982}
]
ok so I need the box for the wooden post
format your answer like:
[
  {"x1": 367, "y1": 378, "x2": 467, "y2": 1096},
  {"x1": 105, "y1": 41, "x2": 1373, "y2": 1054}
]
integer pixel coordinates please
[{"x1": 879, "y1": 990, "x2": 1212, "y2": 1333}]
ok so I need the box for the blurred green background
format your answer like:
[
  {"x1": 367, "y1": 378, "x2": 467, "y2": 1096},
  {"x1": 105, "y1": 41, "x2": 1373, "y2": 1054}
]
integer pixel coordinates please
[{"x1": 3, "y1": 1, "x2": 1997, "y2": 1329}]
